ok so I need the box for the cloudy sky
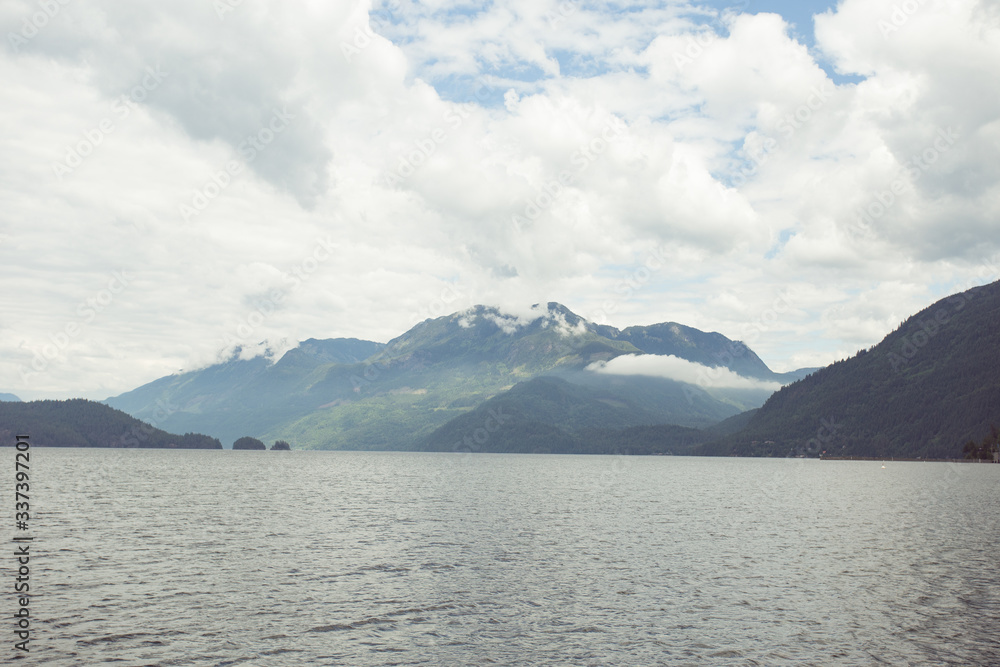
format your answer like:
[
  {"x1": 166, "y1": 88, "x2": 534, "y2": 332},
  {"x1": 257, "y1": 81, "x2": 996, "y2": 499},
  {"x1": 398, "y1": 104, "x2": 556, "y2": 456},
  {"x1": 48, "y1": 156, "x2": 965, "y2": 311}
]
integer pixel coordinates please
[{"x1": 1, "y1": 0, "x2": 998, "y2": 401}]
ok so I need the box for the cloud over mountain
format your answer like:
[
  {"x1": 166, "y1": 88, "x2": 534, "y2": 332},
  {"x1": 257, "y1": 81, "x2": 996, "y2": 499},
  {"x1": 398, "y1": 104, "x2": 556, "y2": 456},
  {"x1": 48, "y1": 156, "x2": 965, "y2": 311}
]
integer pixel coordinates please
[
  {"x1": 587, "y1": 354, "x2": 782, "y2": 391},
  {"x1": 1, "y1": 0, "x2": 998, "y2": 399}
]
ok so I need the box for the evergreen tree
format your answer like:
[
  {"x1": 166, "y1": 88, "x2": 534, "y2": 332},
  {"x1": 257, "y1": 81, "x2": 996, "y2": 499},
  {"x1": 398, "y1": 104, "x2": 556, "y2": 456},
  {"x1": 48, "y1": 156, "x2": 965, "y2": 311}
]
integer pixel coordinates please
[{"x1": 233, "y1": 436, "x2": 266, "y2": 450}]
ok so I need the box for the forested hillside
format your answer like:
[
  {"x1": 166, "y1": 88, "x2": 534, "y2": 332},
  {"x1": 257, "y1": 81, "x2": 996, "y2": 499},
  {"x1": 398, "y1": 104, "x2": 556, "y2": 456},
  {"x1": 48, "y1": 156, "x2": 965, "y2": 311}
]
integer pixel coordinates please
[
  {"x1": 0, "y1": 399, "x2": 221, "y2": 448},
  {"x1": 422, "y1": 376, "x2": 712, "y2": 454},
  {"x1": 107, "y1": 303, "x2": 800, "y2": 449},
  {"x1": 700, "y1": 280, "x2": 1000, "y2": 459}
]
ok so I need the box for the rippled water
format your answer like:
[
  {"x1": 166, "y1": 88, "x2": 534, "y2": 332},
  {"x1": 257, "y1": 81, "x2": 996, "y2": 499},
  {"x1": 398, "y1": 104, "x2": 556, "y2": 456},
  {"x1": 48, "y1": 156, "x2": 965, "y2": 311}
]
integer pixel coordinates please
[{"x1": 14, "y1": 449, "x2": 1000, "y2": 665}]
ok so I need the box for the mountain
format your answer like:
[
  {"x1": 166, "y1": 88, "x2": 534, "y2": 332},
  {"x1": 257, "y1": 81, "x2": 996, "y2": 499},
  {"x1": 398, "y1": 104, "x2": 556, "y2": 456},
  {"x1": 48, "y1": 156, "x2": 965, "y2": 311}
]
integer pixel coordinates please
[
  {"x1": 106, "y1": 303, "x2": 798, "y2": 450},
  {"x1": 608, "y1": 323, "x2": 782, "y2": 382},
  {"x1": 421, "y1": 376, "x2": 713, "y2": 454},
  {"x1": 248, "y1": 305, "x2": 655, "y2": 450},
  {"x1": 0, "y1": 399, "x2": 221, "y2": 448},
  {"x1": 702, "y1": 408, "x2": 759, "y2": 437},
  {"x1": 0, "y1": 393, "x2": 21, "y2": 402},
  {"x1": 107, "y1": 338, "x2": 385, "y2": 446},
  {"x1": 700, "y1": 280, "x2": 1000, "y2": 459},
  {"x1": 276, "y1": 338, "x2": 387, "y2": 366}
]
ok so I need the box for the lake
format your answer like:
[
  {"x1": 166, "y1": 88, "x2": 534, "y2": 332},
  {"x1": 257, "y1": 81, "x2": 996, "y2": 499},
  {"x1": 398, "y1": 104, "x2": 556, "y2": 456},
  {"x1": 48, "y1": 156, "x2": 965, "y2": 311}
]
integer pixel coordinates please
[{"x1": 15, "y1": 448, "x2": 1000, "y2": 665}]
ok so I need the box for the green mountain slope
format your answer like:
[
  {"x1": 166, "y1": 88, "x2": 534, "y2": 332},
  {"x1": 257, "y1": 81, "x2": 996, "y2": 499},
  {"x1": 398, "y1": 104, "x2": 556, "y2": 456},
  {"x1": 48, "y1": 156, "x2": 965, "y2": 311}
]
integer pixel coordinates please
[
  {"x1": 700, "y1": 280, "x2": 1000, "y2": 459},
  {"x1": 558, "y1": 368, "x2": 774, "y2": 418},
  {"x1": 584, "y1": 319, "x2": 815, "y2": 383},
  {"x1": 106, "y1": 338, "x2": 385, "y2": 445},
  {"x1": 702, "y1": 408, "x2": 760, "y2": 438},
  {"x1": 257, "y1": 308, "x2": 646, "y2": 449},
  {"x1": 421, "y1": 376, "x2": 711, "y2": 454},
  {"x1": 610, "y1": 323, "x2": 774, "y2": 380},
  {"x1": 106, "y1": 303, "x2": 795, "y2": 450},
  {"x1": 0, "y1": 399, "x2": 221, "y2": 448}
]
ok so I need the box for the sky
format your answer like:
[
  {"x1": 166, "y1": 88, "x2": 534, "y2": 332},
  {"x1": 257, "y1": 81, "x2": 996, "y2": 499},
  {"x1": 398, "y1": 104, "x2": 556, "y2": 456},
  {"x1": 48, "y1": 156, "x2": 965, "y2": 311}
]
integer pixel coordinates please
[{"x1": 1, "y1": 0, "x2": 999, "y2": 401}]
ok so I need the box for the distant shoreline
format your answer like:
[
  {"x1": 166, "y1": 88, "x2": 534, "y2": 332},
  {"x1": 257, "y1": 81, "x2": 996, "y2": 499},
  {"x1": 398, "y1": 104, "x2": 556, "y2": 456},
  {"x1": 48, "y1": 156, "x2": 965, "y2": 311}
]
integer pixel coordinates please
[
  {"x1": 819, "y1": 456, "x2": 996, "y2": 463},
  {"x1": 8, "y1": 446, "x2": 997, "y2": 462}
]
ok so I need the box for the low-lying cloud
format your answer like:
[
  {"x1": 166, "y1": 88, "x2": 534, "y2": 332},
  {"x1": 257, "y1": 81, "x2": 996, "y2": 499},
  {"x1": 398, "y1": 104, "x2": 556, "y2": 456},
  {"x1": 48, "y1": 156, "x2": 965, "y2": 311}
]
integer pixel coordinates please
[
  {"x1": 465, "y1": 304, "x2": 588, "y2": 338},
  {"x1": 587, "y1": 354, "x2": 782, "y2": 391}
]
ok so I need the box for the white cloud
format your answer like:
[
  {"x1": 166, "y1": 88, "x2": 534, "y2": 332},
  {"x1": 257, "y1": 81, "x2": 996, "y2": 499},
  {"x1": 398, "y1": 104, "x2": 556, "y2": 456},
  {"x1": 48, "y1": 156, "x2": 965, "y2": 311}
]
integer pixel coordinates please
[
  {"x1": 587, "y1": 354, "x2": 782, "y2": 391},
  {"x1": 483, "y1": 312, "x2": 528, "y2": 335},
  {"x1": 0, "y1": 0, "x2": 998, "y2": 399},
  {"x1": 461, "y1": 303, "x2": 588, "y2": 337}
]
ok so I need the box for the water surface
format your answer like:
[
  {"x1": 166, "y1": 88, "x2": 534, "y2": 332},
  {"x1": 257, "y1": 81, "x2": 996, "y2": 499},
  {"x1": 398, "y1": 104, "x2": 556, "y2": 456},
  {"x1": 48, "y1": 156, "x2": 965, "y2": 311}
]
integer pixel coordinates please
[{"x1": 17, "y1": 449, "x2": 1000, "y2": 665}]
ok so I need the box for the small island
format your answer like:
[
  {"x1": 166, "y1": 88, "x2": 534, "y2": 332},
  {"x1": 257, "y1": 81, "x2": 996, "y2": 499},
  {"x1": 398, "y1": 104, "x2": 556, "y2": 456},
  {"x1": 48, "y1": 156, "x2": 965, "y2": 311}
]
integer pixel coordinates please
[
  {"x1": 232, "y1": 436, "x2": 266, "y2": 450},
  {"x1": 271, "y1": 440, "x2": 291, "y2": 450}
]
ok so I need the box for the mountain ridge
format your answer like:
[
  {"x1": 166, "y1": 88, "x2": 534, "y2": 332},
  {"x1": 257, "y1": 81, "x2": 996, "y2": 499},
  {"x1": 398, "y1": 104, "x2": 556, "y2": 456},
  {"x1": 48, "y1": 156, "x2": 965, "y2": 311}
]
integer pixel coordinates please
[
  {"x1": 698, "y1": 280, "x2": 1000, "y2": 459},
  {"x1": 106, "y1": 303, "x2": 800, "y2": 448},
  {"x1": 421, "y1": 376, "x2": 722, "y2": 455},
  {"x1": 0, "y1": 399, "x2": 221, "y2": 448}
]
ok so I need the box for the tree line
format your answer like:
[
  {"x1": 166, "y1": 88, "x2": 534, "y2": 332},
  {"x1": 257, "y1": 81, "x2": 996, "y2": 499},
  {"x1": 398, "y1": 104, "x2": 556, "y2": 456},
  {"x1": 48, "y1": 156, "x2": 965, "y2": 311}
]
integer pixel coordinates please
[
  {"x1": 963, "y1": 424, "x2": 1000, "y2": 461},
  {"x1": 233, "y1": 437, "x2": 291, "y2": 450}
]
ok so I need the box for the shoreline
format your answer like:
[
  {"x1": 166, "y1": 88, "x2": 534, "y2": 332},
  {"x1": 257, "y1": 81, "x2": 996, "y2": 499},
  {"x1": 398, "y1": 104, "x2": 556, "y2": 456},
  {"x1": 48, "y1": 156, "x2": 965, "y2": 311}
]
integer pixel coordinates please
[{"x1": 819, "y1": 456, "x2": 996, "y2": 463}]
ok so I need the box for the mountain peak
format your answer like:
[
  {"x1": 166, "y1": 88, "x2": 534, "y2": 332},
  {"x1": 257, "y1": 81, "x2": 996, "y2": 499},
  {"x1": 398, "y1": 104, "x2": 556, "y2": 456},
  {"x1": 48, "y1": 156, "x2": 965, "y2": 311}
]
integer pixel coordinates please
[{"x1": 106, "y1": 300, "x2": 795, "y2": 448}]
